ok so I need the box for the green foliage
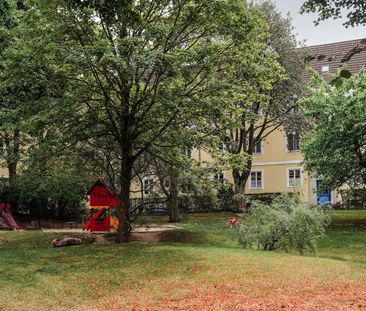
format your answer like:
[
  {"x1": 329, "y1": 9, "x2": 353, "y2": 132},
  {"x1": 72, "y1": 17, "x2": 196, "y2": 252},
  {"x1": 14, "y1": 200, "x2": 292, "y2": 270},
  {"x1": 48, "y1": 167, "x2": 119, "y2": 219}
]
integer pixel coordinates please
[
  {"x1": 11, "y1": 1, "x2": 282, "y2": 234},
  {"x1": 236, "y1": 194, "x2": 330, "y2": 254},
  {"x1": 11, "y1": 140, "x2": 94, "y2": 218},
  {"x1": 13, "y1": 165, "x2": 91, "y2": 219},
  {"x1": 301, "y1": 0, "x2": 366, "y2": 27},
  {"x1": 301, "y1": 71, "x2": 366, "y2": 189},
  {"x1": 339, "y1": 189, "x2": 366, "y2": 210},
  {"x1": 211, "y1": 1, "x2": 306, "y2": 202}
]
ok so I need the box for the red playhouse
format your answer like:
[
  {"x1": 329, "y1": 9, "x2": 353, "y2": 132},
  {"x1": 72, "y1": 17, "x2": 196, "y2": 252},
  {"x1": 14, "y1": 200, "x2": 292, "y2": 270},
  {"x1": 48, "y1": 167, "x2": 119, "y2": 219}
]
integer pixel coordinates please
[
  {"x1": 84, "y1": 179, "x2": 119, "y2": 232},
  {"x1": 0, "y1": 203, "x2": 21, "y2": 231}
]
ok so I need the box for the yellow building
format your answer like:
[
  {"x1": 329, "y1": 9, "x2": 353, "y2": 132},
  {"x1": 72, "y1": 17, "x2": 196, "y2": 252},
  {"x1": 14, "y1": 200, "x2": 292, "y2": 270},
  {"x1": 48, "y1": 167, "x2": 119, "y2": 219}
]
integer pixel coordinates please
[
  {"x1": 227, "y1": 38, "x2": 366, "y2": 205},
  {"x1": 232, "y1": 127, "x2": 332, "y2": 205}
]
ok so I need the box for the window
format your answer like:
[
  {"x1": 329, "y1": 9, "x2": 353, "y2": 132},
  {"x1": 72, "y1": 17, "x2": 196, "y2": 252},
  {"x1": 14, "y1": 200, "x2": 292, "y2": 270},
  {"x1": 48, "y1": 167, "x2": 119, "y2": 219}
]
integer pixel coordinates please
[
  {"x1": 286, "y1": 132, "x2": 300, "y2": 152},
  {"x1": 163, "y1": 179, "x2": 170, "y2": 189},
  {"x1": 250, "y1": 170, "x2": 263, "y2": 189},
  {"x1": 143, "y1": 178, "x2": 154, "y2": 195},
  {"x1": 181, "y1": 182, "x2": 192, "y2": 194},
  {"x1": 321, "y1": 65, "x2": 329, "y2": 73},
  {"x1": 214, "y1": 172, "x2": 225, "y2": 183},
  {"x1": 253, "y1": 140, "x2": 262, "y2": 154},
  {"x1": 287, "y1": 168, "x2": 302, "y2": 188},
  {"x1": 0, "y1": 139, "x2": 4, "y2": 156},
  {"x1": 186, "y1": 148, "x2": 192, "y2": 159}
]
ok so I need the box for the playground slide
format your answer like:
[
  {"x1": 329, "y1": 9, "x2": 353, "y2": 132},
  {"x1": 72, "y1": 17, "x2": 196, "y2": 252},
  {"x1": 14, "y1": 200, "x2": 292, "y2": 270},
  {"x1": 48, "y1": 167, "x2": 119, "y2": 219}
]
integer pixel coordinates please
[
  {"x1": 0, "y1": 203, "x2": 21, "y2": 231},
  {"x1": 84, "y1": 208, "x2": 110, "y2": 232}
]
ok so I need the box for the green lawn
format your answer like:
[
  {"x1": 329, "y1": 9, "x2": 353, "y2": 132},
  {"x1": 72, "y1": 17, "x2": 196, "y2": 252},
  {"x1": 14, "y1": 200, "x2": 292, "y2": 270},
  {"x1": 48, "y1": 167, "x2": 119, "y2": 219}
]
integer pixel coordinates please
[{"x1": 1, "y1": 211, "x2": 366, "y2": 310}]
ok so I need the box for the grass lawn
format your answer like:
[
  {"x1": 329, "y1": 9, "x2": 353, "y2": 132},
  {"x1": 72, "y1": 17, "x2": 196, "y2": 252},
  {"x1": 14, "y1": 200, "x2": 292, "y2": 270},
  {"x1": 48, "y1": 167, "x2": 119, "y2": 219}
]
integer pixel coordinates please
[{"x1": 1, "y1": 211, "x2": 366, "y2": 310}]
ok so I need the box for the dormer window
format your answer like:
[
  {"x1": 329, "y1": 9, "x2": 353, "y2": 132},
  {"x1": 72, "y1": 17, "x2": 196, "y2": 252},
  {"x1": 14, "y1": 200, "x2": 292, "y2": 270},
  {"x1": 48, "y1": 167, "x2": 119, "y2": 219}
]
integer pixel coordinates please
[{"x1": 321, "y1": 65, "x2": 329, "y2": 73}]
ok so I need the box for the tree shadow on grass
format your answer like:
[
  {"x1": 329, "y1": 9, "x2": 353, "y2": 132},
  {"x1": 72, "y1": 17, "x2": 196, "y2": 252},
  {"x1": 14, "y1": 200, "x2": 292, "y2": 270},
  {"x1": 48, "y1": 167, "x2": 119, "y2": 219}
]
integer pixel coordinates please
[{"x1": 317, "y1": 218, "x2": 366, "y2": 264}]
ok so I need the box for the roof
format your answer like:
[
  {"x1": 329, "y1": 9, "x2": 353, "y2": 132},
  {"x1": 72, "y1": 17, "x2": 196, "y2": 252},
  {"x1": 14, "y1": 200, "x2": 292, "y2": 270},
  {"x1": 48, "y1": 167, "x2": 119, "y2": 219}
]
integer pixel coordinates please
[
  {"x1": 304, "y1": 38, "x2": 366, "y2": 82},
  {"x1": 87, "y1": 179, "x2": 120, "y2": 195}
]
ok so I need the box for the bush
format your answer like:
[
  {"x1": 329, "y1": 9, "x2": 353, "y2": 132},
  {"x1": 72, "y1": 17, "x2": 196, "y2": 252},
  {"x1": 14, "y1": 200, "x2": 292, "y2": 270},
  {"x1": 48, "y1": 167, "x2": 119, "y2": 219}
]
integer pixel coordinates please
[
  {"x1": 340, "y1": 189, "x2": 366, "y2": 209},
  {"x1": 235, "y1": 194, "x2": 331, "y2": 254}
]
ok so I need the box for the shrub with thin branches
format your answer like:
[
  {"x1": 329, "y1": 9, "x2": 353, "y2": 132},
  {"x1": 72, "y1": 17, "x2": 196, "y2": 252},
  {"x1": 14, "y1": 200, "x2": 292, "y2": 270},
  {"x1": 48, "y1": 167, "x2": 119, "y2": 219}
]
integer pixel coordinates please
[{"x1": 235, "y1": 194, "x2": 331, "y2": 254}]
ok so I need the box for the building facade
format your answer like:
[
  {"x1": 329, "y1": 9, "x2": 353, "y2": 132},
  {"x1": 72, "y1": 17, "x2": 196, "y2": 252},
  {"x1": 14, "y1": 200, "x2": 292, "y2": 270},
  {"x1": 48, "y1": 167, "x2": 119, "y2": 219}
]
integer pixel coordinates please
[{"x1": 241, "y1": 38, "x2": 366, "y2": 205}]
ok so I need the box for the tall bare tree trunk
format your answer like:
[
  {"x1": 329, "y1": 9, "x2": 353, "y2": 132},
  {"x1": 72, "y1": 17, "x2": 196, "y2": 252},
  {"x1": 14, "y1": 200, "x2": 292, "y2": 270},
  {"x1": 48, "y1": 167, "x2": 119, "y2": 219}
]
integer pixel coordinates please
[{"x1": 5, "y1": 128, "x2": 20, "y2": 209}]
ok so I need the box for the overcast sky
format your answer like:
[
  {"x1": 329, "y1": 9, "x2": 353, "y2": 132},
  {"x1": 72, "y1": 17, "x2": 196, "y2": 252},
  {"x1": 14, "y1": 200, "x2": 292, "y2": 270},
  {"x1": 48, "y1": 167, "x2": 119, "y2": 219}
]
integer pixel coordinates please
[{"x1": 273, "y1": 0, "x2": 366, "y2": 46}]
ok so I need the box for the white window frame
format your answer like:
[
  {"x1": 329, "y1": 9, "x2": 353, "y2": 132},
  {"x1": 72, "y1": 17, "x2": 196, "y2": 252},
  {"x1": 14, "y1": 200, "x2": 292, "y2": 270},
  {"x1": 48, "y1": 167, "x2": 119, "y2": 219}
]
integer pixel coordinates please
[
  {"x1": 143, "y1": 178, "x2": 155, "y2": 196},
  {"x1": 249, "y1": 169, "x2": 264, "y2": 190},
  {"x1": 253, "y1": 139, "x2": 263, "y2": 155},
  {"x1": 213, "y1": 171, "x2": 226, "y2": 183},
  {"x1": 287, "y1": 168, "x2": 302, "y2": 188},
  {"x1": 285, "y1": 132, "x2": 300, "y2": 153}
]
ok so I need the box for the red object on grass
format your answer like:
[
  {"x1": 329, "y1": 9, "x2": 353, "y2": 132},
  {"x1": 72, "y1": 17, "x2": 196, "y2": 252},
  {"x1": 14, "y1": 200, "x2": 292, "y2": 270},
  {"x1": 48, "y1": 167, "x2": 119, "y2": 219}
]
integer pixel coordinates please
[
  {"x1": 84, "y1": 179, "x2": 122, "y2": 232},
  {"x1": 83, "y1": 208, "x2": 111, "y2": 232},
  {"x1": 0, "y1": 203, "x2": 21, "y2": 231},
  {"x1": 228, "y1": 216, "x2": 241, "y2": 228}
]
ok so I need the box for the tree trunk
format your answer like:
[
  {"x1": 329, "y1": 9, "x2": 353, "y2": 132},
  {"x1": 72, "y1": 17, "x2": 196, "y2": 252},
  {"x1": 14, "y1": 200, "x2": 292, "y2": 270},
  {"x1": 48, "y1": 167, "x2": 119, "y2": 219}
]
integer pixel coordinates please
[
  {"x1": 5, "y1": 128, "x2": 20, "y2": 210},
  {"x1": 167, "y1": 167, "x2": 180, "y2": 223},
  {"x1": 116, "y1": 159, "x2": 133, "y2": 243},
  {"x1": 232, "y1": 168, "x2": 250, "y2": 212}
]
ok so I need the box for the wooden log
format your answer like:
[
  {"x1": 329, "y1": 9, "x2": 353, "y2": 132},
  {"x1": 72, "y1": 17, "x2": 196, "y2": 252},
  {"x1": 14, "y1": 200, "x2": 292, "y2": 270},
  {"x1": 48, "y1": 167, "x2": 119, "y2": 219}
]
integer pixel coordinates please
[{"x1": 51, "y1": 237, "x2": 82, "y2": 247}]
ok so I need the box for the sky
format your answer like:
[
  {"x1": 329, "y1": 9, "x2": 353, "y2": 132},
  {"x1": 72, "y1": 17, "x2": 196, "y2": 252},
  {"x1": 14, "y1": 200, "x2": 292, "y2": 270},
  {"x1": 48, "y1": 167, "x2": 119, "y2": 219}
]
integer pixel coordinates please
[{"x1": 273, "y1": 0, "x2": 366, "y2": 46}]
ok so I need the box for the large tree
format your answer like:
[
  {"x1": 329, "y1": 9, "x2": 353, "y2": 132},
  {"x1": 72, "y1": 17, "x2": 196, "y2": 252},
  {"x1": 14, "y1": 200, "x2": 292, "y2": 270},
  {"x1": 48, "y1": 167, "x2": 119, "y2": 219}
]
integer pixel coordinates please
[
  {"x1": 302, "y1": 71, "x2": 366, "y2": 189},
  {"x1": 18, "y1": 0, "x2": 275, "y2": 242},
  {"x1": 0, "y1": 0, "x2": 31, "y2": 206},
  {"x1": 213, "y1": 1, "x2": 306, "y2": 211}
]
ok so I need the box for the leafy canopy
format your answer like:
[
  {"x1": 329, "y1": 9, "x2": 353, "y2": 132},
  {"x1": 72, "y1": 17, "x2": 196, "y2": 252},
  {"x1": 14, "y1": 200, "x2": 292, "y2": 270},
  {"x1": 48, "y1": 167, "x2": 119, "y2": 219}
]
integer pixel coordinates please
[
  {"x1": 18, "y1": 0, "x2": 270, "y2": 176},
  {"x1": 301, "y1": 0, "x2": 366, "y2": 27},
  {"x1": 301, "y1": 71, "x2": 366, "y2": 189}
]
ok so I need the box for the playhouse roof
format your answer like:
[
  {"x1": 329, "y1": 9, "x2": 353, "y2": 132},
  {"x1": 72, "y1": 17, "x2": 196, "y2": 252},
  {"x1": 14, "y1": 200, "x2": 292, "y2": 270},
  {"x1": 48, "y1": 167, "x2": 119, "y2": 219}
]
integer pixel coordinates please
[{"x1": 87, "y1": 179, "x2": 120, "y2": 195}]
